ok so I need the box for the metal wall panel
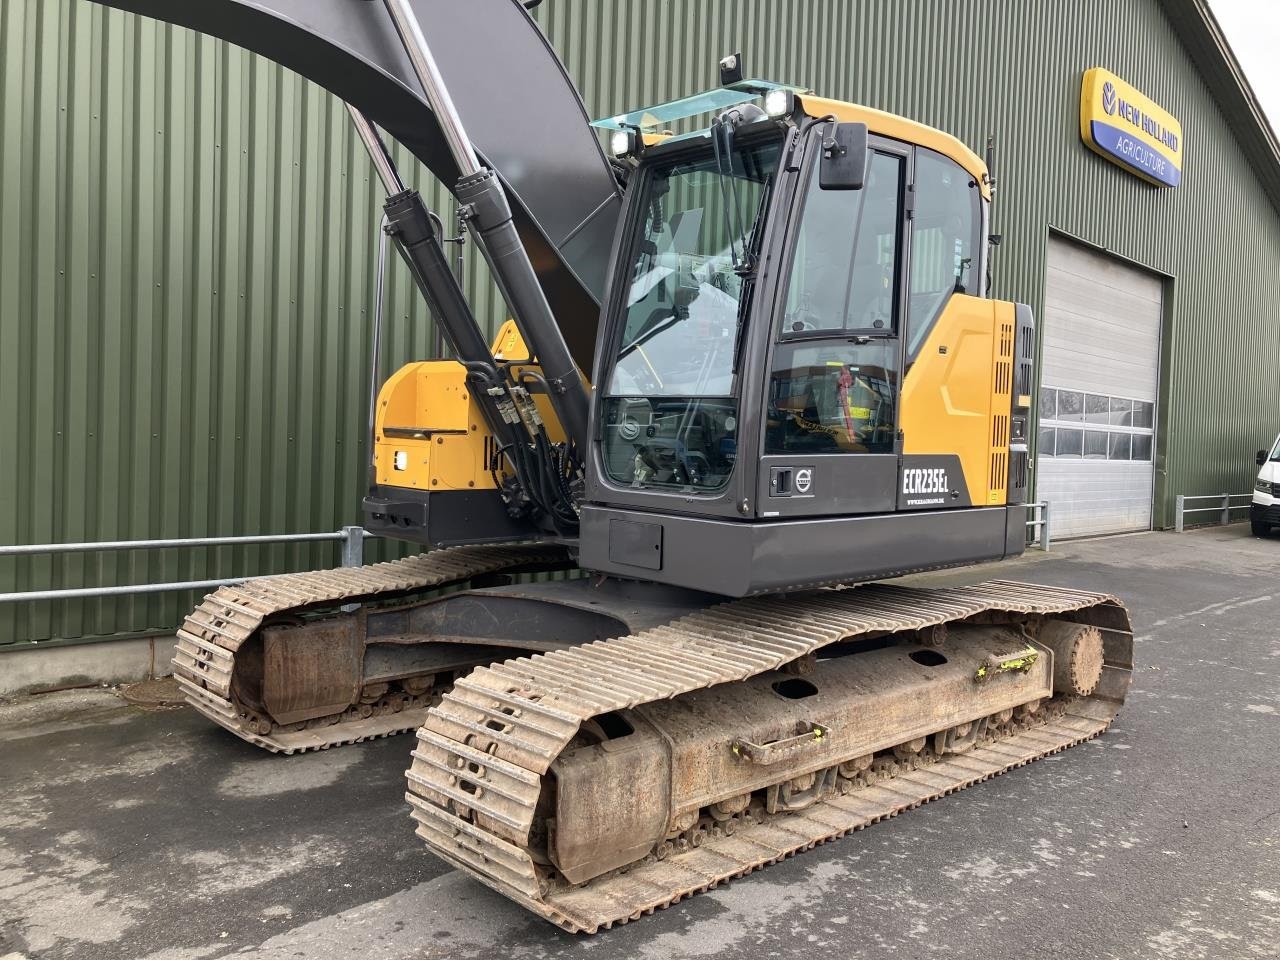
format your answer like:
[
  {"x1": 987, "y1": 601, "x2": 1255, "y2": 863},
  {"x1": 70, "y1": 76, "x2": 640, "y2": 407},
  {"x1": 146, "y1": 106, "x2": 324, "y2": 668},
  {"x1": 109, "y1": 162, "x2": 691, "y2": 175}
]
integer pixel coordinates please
[{"x1": 4, "y1": 0, "x2": 1280, "y2": 644}]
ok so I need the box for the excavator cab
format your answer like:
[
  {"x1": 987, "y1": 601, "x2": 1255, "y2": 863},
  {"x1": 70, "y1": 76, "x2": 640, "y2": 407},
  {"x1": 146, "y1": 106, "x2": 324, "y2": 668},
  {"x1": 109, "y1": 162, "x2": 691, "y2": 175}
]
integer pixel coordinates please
[{"x1": 581, "y1": 82, "x2": 1034, "y2": 595}]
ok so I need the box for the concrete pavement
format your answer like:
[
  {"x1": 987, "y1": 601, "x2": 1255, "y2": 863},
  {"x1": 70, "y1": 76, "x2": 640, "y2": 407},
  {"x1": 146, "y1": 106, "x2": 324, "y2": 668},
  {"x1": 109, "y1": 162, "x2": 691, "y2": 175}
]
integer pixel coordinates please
[{"x1": 1, "y1": 525, "x2": 1277, "y2": 959}]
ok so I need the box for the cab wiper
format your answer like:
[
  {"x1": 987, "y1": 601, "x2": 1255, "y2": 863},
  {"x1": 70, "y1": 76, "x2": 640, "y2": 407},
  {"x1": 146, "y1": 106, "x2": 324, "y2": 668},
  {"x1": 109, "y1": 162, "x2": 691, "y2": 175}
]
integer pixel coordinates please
[
  {"x1": 618, "y1": 311, "x2": 680, "y2": 359},
  {"x1": 730, "y1": 171, "x2": 775, "y2": 376},
  {"x1": 711, "y1": 111, "x2": 754, "y2": 276}
]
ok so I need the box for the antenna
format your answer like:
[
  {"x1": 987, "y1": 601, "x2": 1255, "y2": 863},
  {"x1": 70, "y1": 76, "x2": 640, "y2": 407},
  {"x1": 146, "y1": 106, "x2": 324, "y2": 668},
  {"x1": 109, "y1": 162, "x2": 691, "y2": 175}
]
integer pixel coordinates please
[
  {"x1": 985, "y1": 135, "x2": 1001, "y2": 295},
  {"x1": 984, "y1": 135, "x2": 998, "y2": 195}
]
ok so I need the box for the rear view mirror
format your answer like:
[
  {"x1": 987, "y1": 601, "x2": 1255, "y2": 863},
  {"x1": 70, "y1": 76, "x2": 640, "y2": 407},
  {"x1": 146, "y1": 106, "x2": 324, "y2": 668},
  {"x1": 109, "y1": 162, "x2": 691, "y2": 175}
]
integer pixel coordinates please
[
  {"x1": 820, "y1": 121, "x2": 868, "y2": 190},
  {"x1": 1258, "y1": 449, "x2": 1268, "y2": 466}
]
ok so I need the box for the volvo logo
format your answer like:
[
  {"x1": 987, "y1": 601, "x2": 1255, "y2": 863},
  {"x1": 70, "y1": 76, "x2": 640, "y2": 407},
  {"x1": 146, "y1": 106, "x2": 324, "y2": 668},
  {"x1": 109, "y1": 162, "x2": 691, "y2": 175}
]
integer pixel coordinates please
[
  {"x1": 1102, "y1": 81, "x2": 1117, "y2": 115},
  {"x1": 794, "y1": 468, "x2": 813, "y2": 494}
]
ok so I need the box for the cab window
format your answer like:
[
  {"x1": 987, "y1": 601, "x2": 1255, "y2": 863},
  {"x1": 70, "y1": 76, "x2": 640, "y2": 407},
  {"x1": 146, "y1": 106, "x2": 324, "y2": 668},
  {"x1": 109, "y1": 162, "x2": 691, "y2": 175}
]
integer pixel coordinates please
[
  {"x1": 780, "y1": 151, "x2": 904, "y2": 336},
  {"x1": 767, "y1": 340, "x2": 898, "y2": 454},
  {"x1": 905, "y1": 149, "x2": 981, "y2": 358}
]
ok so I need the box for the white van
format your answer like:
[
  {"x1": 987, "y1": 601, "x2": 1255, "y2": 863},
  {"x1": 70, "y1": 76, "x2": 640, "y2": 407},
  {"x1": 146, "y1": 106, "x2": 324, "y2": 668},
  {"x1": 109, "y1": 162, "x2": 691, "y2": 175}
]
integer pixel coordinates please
[{"x1": 1252, "y1": 433, "x2": 1280, "y2": 536}]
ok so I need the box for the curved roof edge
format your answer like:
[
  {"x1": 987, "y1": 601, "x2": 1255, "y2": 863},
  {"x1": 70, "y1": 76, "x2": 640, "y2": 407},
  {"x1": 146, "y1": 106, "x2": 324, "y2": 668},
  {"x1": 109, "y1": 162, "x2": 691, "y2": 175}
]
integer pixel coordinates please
[
  {"x1": 798, "y1": 94, "x2": 992, "y2": 199},
  {"x1": 1165, "y1": 0, "x2": 1280, "y2": 215}
]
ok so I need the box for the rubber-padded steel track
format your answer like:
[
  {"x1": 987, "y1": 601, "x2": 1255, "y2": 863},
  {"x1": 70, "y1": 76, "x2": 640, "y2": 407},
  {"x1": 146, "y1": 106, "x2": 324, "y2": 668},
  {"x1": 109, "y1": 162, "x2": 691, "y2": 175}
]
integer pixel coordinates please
[
  {"x1": 405, "y1": 579, "x2": 1132, "y2": 931},
  {"x1": 172, "y1": 543, "x2": 570, "y2": 753}
]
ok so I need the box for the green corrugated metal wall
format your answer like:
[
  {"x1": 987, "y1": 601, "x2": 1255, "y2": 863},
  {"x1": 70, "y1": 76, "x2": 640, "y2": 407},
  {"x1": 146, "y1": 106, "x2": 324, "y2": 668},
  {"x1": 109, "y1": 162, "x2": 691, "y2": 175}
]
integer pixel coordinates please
[{"x1": 3, "y1": 0, "x2": 1279, "y2": 646}]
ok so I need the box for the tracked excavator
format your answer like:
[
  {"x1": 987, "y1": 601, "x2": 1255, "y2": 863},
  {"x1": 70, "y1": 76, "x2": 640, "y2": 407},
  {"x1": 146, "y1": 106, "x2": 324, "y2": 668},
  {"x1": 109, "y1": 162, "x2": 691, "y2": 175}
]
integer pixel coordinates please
[{"x1": 89, "y1": 0, "x2": 1133, "y2": 931}]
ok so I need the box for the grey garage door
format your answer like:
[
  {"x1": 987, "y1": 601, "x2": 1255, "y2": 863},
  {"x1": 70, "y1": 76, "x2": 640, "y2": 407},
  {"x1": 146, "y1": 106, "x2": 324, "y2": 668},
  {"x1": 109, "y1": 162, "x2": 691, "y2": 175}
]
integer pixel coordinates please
[{"x1": 1036, "y1": 237, "x2": 1162, "y2": 538}]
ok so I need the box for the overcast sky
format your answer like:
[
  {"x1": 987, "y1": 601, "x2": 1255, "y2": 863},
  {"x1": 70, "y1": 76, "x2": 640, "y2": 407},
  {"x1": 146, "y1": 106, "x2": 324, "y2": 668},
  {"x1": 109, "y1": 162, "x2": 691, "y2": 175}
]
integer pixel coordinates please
[{"x1": 1210, "y1": 0, "x2": 1280, "y2": 129}]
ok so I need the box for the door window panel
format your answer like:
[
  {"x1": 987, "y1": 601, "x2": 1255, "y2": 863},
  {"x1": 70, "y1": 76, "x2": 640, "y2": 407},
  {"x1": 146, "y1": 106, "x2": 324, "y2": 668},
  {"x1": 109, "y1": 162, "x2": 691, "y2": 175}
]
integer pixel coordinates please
[
  {"x1": 905, "y1": 150, "x2": 981, "y2": 357},
  {"x1": 1108, "y1": 432, "x2": 1132, "y2": 461},
  {"x1": 1038, "y1": 427, "x2": 1056, "y2": 457},
  {"x1": 1057, "y1": 391, "x2": 1084, "y2": 421},
  {"x1": 1085, "y1": 394, "x2": 1109, "y2": 424},
  {"x1": 1084, "y1": 430, "x2": 1109, "y2": 459},
  {"x1": 780, "y1": 151, "x2": 904, "y2": 336},
  {"x1": 1056, "y1": 428, "x2": 1084, "y2": 457},
  {"x1": 1039, "y1": 387, "x2": 1057, "y2": 419},
  {"x1": 767, "y1": 341, "x2": 898, "y2": 454}
]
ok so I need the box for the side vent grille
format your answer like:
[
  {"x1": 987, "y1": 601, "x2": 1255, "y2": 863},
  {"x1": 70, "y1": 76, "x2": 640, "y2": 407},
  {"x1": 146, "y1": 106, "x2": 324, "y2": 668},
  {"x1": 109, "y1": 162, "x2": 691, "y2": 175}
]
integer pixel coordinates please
[
  {"x1": 994, "y1": 321, "x2": 1014, "y2": 396},
  {"x1": 989, "y1": 450, "x2": 1008, "y2": 492},
  {"x1": 1016, "y1": 320, "x2": 1034, "y2": 398},
  {"x1": 1007, "y1": 303, "x2": 1036, "y2": 506},
  {"x1": 991, "y1": 414, "x2": 1009, "y2": 448},
  {"x1": 988, "y1": 318, "x2": 1015, "y2": 504}
]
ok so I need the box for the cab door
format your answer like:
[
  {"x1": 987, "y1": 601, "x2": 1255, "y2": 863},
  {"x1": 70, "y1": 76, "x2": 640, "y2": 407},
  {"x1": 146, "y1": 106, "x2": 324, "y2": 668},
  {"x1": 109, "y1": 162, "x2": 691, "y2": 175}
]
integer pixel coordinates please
[{"x1": 757, "y1": 139, "x2": 909, "y2": 518}]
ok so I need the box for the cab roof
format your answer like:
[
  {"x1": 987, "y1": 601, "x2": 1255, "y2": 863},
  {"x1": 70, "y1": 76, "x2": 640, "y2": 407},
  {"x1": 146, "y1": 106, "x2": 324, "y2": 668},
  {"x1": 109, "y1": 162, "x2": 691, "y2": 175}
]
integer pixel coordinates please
[
  {"x1": 594, "y1": 81, "x2": 992, "y2": 200},
  {"x1": 798, "y1": 94, "x2": 991, "y2": 199}
]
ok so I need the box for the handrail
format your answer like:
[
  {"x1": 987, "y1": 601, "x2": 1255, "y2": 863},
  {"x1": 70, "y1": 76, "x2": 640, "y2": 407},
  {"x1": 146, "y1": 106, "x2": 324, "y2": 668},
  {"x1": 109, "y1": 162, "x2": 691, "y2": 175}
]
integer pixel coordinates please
[
  {"x1": 1025, "y1": 501, "x2": 1051, "y2": 551},
  {"x1": 1173, "y1": 493, "x2": 1252, "y2": 532},
  {"x1": 0, "y1": 526, "x2": 371, "y2": 605}
]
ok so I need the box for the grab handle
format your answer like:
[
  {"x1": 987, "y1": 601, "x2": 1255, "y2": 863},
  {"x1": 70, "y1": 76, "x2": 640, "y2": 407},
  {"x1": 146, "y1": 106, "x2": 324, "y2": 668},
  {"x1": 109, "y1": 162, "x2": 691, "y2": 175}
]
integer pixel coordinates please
[
  {"x1": 975, "y1": 645, "x2": 1040, "y2": 681},
  {"x1": 731, "y1": 721, "x2": 832, "y2": 766}
]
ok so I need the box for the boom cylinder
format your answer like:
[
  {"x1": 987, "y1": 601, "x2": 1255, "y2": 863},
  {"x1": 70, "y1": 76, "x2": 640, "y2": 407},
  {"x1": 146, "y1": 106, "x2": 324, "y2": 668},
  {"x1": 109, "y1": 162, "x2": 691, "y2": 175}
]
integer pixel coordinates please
[{"x1": 381, "y1": 0, "x2": 592, "y2": 454}]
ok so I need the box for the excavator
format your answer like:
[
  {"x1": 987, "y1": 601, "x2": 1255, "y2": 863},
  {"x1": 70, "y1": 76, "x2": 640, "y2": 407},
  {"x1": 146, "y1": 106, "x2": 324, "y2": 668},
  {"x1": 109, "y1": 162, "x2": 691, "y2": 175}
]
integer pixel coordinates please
[{"x1": 88, "y1": 0, "x2": 1133, "y2": 932}]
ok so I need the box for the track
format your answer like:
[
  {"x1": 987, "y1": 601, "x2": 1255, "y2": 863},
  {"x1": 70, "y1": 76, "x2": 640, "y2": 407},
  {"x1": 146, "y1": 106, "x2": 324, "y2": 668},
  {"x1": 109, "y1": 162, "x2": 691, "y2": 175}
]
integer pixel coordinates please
[
  {"x1": 405, "y1": 579, "x2": 1132, "y2": 931},
  {"x1": 172, "y1": 543, "x2": 571, "y2": 753}
]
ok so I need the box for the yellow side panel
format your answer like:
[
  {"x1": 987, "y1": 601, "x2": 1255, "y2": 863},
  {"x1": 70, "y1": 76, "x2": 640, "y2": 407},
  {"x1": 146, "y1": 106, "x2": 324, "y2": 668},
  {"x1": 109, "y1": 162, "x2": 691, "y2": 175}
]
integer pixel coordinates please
[
  {"x1": 900, "y1": 295, "x2": 1015, "y2": 505},
  {"x1": 371, "y1": 321, "x2": 573, "y2": 494},
  {"x1": 372, "y1": 360, "x2": 497, "y2": 492}
]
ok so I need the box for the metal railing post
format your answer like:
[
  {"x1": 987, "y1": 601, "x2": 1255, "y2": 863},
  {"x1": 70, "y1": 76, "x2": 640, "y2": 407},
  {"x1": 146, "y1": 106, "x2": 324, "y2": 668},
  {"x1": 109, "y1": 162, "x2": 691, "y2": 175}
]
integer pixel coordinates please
[
  {"x1": 1041, "y1": 501, "x2": 1052, "y2": 552},
  {"x1": 341, "y1": 525, "x2": 365, "y2": 568},
  {"x1": 1221, "y1": 494, "x2": 1230, "y2": 526},
  {"x1": 1175, "y1": 495, "x2": 1185, "y2": 533}
]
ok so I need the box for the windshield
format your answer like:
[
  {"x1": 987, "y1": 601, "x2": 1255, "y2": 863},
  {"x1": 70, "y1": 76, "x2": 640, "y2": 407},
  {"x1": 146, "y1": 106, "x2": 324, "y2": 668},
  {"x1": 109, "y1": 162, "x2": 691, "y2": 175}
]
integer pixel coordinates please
[
  {"x1": 1272, "y1": 436, "x2": 1280, "y2": 461},
  {"x1": 607, "y1": 138, "x2": 782, "y2": 399},
  {"x1": 600, "y1": 136, "x2": 781, "y2": 492}
]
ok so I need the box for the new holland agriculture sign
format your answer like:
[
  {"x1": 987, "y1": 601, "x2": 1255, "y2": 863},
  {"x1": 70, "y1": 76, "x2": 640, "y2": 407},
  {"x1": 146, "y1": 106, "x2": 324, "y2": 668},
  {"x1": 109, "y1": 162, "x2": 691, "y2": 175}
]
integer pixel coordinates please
[{"x1": 1080, "y1": 67, "x2": 1183, "y2": 187}]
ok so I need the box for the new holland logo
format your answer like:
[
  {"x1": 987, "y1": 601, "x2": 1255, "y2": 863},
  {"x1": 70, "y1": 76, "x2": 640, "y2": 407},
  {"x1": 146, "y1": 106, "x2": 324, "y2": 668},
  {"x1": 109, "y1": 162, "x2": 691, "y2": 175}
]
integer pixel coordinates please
[
  {"x1": 1081, "y1": 67, "x2": 1182, "y2": 187},
  {"x1": 1102, "y1": 81, "x2": 1117, "y2": 115}
]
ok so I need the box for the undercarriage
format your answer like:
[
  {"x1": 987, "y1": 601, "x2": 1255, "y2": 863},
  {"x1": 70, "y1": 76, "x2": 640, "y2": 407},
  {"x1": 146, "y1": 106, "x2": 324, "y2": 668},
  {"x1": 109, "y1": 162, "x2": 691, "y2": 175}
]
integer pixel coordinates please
[{"x1": 173, "y1": 545, "x2": 1131, "y2": 930}]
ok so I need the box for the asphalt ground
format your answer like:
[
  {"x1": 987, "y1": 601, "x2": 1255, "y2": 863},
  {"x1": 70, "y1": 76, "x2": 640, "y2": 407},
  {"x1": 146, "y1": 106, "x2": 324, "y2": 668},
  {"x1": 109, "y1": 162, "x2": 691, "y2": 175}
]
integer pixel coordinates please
[{"x1": 2, "y1": 525, "x2": 1277, "y2": 960}]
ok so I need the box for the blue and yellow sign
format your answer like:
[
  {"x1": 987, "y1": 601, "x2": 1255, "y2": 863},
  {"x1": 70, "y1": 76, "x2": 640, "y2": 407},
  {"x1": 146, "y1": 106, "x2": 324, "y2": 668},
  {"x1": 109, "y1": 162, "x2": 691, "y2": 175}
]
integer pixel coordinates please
[{"x1": 1080, "y1": 67, "x2": 1183, "y2": 187}]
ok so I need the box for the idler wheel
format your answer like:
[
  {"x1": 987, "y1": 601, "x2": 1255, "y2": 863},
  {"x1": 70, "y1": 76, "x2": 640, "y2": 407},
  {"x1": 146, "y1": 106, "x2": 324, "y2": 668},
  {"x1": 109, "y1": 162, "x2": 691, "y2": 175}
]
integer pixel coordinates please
[{"x1": 1040, "y1": 621, "x2": 1105, "y2": 696}]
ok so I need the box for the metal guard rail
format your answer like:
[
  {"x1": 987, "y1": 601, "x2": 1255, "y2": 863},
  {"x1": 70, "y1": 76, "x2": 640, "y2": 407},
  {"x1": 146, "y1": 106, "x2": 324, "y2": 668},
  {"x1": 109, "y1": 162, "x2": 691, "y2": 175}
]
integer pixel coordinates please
[
  {"x1": 1174, "y1": 493, "x2": 1252, "y2": 532},
  {"x1": 0, "y1": 526, "x2": 370, "y2": 604},
  {"x1": 1025, "y1": 501, "x2": 1051, "y2": 551},
  {"x1": 0, "y1": 502, "x2": 1053, "y2": 606}
]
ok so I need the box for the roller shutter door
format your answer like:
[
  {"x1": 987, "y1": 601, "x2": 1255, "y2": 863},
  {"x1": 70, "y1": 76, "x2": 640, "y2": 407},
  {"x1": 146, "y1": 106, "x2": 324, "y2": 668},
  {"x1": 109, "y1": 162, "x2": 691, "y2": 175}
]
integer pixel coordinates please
[{"x1": 1036, "y1": 237, "x2": 1161, "y2": 538}]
